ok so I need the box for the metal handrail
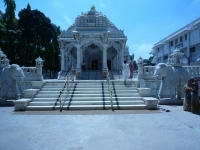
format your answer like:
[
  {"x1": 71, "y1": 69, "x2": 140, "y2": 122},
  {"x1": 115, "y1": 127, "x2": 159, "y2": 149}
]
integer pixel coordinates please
[
  {"x1": 59, "y1": 67, "x2": 75, "y2": 112},
  {"x1": 106, "y1": 68, "x2": 113, "y2": 111},
  {"x1": 59, "y1": 90, "x2": 62, "y2": 112}
]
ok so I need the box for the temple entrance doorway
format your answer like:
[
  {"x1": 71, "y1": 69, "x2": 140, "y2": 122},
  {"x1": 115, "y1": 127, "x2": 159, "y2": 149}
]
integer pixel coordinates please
[
  {"x1": 107, "y1": 60, "x2": 111, "y2": 70},
  {"x1": 84, "y1": 44, "x2": 102, "y2": 70},
  {"x1": 92, "y1": 61, "x2": 98, "y2": 70}
]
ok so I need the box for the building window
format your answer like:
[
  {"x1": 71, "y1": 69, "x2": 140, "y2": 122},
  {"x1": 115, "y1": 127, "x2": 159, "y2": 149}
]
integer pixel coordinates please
[
  {"x1": 157, "y1": 48, "x2": 160, "y2": 52},
  {"x1": 180, "y1": 36, "x2": 183, "y2": 43},
  {"x1": 164, "y1": 55, "x2": 168, "y2": 60},
  {"x1": 185, "y1": 34, "x2": 187, "y2": 41},
  {"x1": 169, "y1": 41, "x2": 173, "y2": 47},
  {"x1": 175, "y1": 39, "x2": 178, "y2": 45},
  {"x1": 190, "y1": 47, "x2": 195, "y2": 53}
]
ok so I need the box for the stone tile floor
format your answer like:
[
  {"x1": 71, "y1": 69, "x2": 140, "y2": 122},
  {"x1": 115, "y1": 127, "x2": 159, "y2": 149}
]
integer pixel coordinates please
[{"x1": 0, "y1": 105, "x2": 200, "y2": 150}]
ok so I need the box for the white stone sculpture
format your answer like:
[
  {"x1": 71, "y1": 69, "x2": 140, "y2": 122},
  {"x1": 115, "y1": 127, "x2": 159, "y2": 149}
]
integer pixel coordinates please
[
  {"x1": 196, "y1": 56, "x2": 200, "y2": 62},
  {"x1": 153, "y1": 63, "x2": 191, "y2": 100},
  {"x1": 0, "y1": 64, "x2": 26, "y2": 101},
  {"x1": 137, "y1": 57, "x2": 143, "y2": 65}
]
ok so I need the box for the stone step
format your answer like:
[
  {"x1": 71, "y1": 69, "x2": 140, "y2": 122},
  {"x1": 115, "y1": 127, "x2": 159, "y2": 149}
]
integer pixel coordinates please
[
  {"x1": 41, "y1": 87, "x2": 76, "y2": 91},
  {"x1": 25, "y1": 79, "x2": 148, "y2": 111},
  {"x1": 43, "y1": 83, "x2": 136, "y2": 87},
  {"x1": 40, "y1": 86, "x2": 137, "y2": 91},
  {"x1": 75, "y1": 87, "x2": 137, "y2": 90},
  {"x1": 26, "y1": 104, "x2": 147, "y2": 111},
  {"x1": 32, "y1": 97, "x2": 143, "y2": 102},
  {"x1": 43, "y1": 85, "x2": 70, "y2": 88},
  {"x1": 28, "y1": 100, "x2": 144, "y2": 106},
  {"x1": 44, "y1": 83, "x2": 67, "y2": 85},
  {"x1": 38, "y1": 90, "x2": 139, "y2": 94},
  {"x1": 35, "y1": 93, "x2": 141, "y2": 98},
  {"x1": 40, "y1": 87, "x2": 137, "y2": 91}
]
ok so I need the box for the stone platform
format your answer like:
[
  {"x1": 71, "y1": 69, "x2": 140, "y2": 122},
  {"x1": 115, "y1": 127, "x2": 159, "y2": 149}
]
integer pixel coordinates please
[{"x1": 0, "y1": 106, "x2": 200, "y2": 150}]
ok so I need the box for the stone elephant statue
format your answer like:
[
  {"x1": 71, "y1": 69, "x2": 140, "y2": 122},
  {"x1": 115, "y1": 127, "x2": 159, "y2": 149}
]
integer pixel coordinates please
[
  {"x1": 0, "y1": 64, "x2": 25, "y2": 101},
  {"x1": 153, "y1": 63, "x2": 191, "y2": 100}
]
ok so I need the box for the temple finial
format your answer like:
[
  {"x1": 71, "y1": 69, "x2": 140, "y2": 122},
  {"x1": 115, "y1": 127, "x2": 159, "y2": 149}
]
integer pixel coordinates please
[{"x1": 91, "y1": 5, "x2": 95, "y2": 10}]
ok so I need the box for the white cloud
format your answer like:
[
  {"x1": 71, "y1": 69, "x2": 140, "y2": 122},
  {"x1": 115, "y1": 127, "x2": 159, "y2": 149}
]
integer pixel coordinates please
[
  {"x1": 64, "y1": 15, "x2": 72, "y2": 26},
  {"x1": 129, "y1": 43, "x2": 154, "y2": 60},
  {"x1": 52, "y1": 0, "x2": 69, "y2": 13},
  {"x1": 99, "y1": 2, "x2": 105, "y2": 7},
  {"x1": 53, "y1": 0, "x2": 62, "y2": 7},
  {"x1": 193, "y1": 0, "x2": 200, "y2": 4}
]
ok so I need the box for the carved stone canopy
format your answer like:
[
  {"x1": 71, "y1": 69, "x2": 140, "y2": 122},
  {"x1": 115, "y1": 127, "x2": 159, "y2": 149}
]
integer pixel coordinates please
[{"x1": 89, "y1": 44, "x2": 98, "y2": 49}]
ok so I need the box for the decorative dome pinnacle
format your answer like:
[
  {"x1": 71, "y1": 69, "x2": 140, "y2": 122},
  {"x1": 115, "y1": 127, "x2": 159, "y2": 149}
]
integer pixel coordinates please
[{"x1": 91, "y1": 5, "x2": 95, "y2": 10}]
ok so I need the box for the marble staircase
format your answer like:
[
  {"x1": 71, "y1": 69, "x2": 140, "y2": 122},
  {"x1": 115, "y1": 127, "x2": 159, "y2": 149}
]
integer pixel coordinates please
[
  {"x1": 26, "y1": 80, "x2": 147, "y2": 110},
  {"x1": 58, "y1": 70, "x2": 122, "y2": 80}
]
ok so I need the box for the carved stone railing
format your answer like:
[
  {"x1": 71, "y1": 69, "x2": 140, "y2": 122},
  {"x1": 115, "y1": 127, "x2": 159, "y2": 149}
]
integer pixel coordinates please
[
  {"x1": 183, "y1": 66, "x2": 200, "y2": 76},
  {"x1": 142, "y1": 66, "x2": 200, "y2": 76},
  {"x1": 21, "y1": 67, "x2": 37, "y2": 77},
  {"x1": 21, "y1": 67, "x2": 43, "y2": 81}
]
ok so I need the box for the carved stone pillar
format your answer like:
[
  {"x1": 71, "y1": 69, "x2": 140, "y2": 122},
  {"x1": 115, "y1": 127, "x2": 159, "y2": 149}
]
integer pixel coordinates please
[
  {"x1": 102, "y1": 44, "x2": 108, "y2": 78},
  {"x1": 80, "y1": 49, "x2": 83, "y2": 64},
  {"x1": 75, "y1": 44, "x2": 81, "y2": 78},
  {"x1": 121, "y1": 49, "x2": 124, "y2": 65},
  {"x1": 65, "y1": 53, "x2": 68, "y2": 71},
  {"x1": 61, "y1": 49, "x2": 65, "y2": 71}
]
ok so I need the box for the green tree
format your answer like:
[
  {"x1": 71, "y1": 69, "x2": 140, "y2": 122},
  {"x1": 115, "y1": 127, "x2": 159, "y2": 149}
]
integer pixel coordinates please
[
  {"x1": 133, "y1": 60, "x2": 138, "y2": 70},
  {"x1": 144, "y1": 56, "x2": 155, "y2": 66},
  {"x1": 0, "y1": 0, "x2": 19, "y2": 64},
  {"x1": 17, "y1": 4, "x2": 61, "y2": 72}
]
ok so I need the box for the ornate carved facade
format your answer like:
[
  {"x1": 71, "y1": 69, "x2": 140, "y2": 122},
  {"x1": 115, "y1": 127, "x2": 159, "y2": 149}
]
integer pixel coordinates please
[{"x1": 58, "y1": 5, "x2": 129, "y2": 78}]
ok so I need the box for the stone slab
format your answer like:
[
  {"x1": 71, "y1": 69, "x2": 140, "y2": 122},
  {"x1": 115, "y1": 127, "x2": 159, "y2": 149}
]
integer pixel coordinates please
[
  {"x1": 143, "y1": 97, "x2": 158, "y2": 109},
  {"x1": 137, "y1": 88, "x2": 151, "y2": 97},
  {"x1": 13, "y1": 98, "x2": 32, "y2": 111},
  {"x1": 23, "y1": 89, "x2": 40, "y2": 98}
]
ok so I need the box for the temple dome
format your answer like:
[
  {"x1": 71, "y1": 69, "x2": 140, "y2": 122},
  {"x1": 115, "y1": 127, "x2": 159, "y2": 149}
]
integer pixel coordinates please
[
  {"x1": 74, "y1": 5, "x2": 118, "y2": 30},
  {"x1": 59, "y1": 5, "x2": 126, "y2": 39}
]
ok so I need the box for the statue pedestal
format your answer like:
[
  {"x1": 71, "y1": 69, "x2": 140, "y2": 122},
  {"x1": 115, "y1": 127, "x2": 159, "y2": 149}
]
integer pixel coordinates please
[
  {"x1": 76, "y1": 70, "x2": 81, "y2": 79},
  {"x1": 137, "y1": 88, "x2": 151, "y2": 97},
  {"x1": 143, "y1": 97, "x2": 158, "y2": 109},
  {"x1": 13, "y1": 99, "x2": 31, "y2": 111},
  {"x1": 102, "y1": 69, "x2": 107, "y2": 78}
]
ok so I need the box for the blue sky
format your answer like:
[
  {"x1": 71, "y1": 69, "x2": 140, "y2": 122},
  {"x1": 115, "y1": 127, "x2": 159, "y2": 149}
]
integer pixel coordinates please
[{"x1": 1, "y1": 0, "x2": 200, "y2": 61}]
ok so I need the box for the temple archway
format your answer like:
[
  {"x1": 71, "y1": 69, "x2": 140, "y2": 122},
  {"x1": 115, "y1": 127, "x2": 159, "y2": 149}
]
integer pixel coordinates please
[{"x1": 83, "y1": 44, "x2": 102, "y2": 70}]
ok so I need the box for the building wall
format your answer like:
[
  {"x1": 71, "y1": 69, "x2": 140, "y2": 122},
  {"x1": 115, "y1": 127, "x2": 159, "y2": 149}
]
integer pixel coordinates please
[{"x1": 152, "y1": 18, "x2": 200, "y2": 65}]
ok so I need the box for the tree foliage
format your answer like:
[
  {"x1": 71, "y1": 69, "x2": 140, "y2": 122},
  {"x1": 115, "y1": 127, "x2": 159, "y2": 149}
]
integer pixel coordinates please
[
  {"x1": 144, "y1": 56, "x2": 155, "y2": 66},
  {"x1": 0, "y1": 1, "x2": 61, "y2": 73},
  {"x1": 0, "y1": 0, "x2": 19, "y2": 64}
]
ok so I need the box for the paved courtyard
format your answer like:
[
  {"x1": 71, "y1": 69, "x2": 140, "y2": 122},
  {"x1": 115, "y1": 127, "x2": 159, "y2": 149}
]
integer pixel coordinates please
[{"x1": 0, "y1": 105, "x2": 200, "y2": 150}]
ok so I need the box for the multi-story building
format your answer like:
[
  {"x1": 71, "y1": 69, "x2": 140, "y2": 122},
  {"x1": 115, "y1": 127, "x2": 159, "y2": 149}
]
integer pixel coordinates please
[{"x1": 151, "y1": 17, "x2": 200, "y2": 65}]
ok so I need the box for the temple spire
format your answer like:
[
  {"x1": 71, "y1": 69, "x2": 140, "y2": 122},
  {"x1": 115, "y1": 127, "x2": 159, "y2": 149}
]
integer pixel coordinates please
[{"x1": 91, "y1": 5, "x2": 95, "y2": 10}]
